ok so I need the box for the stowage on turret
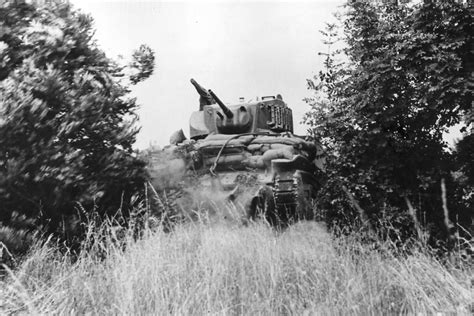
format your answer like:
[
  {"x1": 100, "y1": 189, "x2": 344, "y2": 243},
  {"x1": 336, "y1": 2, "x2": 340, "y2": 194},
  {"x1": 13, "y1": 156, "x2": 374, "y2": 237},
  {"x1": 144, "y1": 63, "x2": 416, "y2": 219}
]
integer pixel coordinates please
[{"x1": 147, "y1": 79, "x2": 324, "y2": 225}]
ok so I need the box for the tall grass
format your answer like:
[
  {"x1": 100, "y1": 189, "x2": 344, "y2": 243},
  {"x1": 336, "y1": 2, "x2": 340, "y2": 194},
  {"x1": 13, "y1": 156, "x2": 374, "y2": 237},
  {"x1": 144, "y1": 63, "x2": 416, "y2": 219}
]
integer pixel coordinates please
[{"x1": 0, "y1": 218, "x2": 472, "y2": 315}]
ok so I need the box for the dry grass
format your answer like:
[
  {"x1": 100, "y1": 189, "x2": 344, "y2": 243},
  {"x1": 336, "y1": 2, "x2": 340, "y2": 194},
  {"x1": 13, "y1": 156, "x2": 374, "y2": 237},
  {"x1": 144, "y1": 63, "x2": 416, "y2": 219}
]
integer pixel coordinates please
[{"x1": 0, "y1": 219, "x2": 472, "y2": 315}]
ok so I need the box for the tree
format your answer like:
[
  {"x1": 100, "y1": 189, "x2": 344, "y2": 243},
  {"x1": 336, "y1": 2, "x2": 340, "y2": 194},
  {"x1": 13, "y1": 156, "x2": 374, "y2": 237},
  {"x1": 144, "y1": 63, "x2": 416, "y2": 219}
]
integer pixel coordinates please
[
  {"x1": 305, "y1": 0, "x2": 472, "y2": 239},
  {"x1": 0, "y1": 2, "x2": 155, "y2": 233},
  {"x1": 453, "y1": 131, "x2": 474, "y2": 225}
]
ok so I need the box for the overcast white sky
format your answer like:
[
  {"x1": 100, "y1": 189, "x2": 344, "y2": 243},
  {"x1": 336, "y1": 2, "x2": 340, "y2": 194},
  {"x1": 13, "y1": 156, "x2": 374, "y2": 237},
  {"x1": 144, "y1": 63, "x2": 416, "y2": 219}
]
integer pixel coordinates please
[{"x1": 71, "y1": 0, "x2": 345, "y2": 148}]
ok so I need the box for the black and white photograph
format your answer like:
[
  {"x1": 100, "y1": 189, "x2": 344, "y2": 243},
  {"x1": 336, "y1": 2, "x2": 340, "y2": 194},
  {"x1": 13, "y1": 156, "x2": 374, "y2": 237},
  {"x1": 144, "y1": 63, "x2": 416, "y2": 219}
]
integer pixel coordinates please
[{"x1": 0, "y1": 0, "x2": 472, "y2": 314}]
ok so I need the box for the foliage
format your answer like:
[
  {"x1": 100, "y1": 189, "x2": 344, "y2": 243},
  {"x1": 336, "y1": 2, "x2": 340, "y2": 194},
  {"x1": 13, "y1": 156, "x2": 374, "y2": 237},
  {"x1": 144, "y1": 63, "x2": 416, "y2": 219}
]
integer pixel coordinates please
[
  {"x1": 453, "y1": 132, "x2": 474, "y2": 214},
  {"x1": 0, "y1": 220, "x2": 471, "y2": 314},
  {"x1": 304, "y1": 1, "x2": 473, "y2": 239},
  {"x1": 129, "y1": 44, "x2": 155, "y2": 85},
  {"x1": 0, "y1": 2, "x2": 155, "y2": 234}
]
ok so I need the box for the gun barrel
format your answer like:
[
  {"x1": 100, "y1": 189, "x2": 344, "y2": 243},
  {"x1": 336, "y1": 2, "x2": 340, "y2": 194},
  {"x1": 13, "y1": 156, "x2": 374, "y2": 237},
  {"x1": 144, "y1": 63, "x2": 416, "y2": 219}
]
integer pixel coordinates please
[
  {"x1": 208, "y1": 89, "x2": 234, "y2": 119},
  {"x1": 190, "y1": 78, "x2": 200, "y2": 89},
  {"x1": 190, "y1": 78, "x2": 214, "y2": 107},
  {"x1": 190, "y1": 78, "x2": 207, "y2": 96}
]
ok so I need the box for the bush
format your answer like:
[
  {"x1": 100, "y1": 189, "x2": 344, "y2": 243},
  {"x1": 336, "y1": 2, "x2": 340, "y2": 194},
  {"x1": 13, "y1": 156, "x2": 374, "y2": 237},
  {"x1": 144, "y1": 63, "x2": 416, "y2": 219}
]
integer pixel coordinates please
[
  {"x1": 304, "y1": 1, "x2": 473, "y2": 242},
  {"x1": 0, "y1": 2, "x2": 155, "y2": 235}
]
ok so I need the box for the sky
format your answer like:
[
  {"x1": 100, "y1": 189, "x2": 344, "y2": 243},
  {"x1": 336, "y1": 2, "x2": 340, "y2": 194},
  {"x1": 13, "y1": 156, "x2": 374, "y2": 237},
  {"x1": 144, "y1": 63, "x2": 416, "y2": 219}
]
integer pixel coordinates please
[{"x1": 71, "y1": 0, "x2": 345, "y2": 149}]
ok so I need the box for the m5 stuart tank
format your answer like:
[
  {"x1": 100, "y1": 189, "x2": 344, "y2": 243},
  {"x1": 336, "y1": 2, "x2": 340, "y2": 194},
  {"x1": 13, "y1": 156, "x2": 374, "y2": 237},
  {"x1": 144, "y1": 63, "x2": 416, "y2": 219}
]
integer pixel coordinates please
[{"x1": 147, "y1": 79, "x2": 324, "y2": 225}]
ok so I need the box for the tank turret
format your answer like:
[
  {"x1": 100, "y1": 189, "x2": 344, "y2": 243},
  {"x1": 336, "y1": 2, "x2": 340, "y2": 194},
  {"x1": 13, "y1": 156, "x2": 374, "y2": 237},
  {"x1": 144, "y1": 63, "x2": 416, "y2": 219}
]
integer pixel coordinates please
[{"x1": 189, "y1": 80, "x2": 293, "y2": 140}]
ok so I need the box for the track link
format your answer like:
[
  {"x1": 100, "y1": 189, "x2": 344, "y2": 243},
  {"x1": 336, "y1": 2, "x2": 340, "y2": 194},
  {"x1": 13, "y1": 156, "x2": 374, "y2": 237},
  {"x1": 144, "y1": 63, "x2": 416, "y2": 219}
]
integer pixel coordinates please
[{"x1": 273, "y1": 175, "x2": 300, "y2": 221}]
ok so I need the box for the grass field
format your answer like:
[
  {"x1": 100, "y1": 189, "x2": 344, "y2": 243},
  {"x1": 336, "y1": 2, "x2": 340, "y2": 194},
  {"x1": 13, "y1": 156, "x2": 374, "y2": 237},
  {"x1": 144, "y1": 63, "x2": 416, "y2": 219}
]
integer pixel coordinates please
[{"x1": 0, "y1": 218, "x2": 472, "y2": 315}]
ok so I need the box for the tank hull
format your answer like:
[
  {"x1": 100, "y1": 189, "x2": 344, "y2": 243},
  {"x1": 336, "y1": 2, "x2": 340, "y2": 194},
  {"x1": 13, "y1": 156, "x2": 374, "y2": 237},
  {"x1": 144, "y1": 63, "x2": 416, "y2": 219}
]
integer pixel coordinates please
[{"x1": 146, "y1": 133, "x2": 323, "y2": 225}]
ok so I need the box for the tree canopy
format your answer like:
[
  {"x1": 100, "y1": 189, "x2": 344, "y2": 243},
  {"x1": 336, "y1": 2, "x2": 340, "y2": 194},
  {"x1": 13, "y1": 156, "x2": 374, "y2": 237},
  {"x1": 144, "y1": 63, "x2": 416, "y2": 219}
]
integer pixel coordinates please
[
  {"x1": 304, "y1": 0, "x2": 473, "y2": 239},
  {"x1": 0, "y1": 2, "x2": 155, "y2": 232}
]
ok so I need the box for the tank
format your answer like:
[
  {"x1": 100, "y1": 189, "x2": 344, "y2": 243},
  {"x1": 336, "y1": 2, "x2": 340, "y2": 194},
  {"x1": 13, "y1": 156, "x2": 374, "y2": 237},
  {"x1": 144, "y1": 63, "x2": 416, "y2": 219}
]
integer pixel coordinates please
[{"x1": 146, "y1": 79, "x2": 324, "y2": 225}]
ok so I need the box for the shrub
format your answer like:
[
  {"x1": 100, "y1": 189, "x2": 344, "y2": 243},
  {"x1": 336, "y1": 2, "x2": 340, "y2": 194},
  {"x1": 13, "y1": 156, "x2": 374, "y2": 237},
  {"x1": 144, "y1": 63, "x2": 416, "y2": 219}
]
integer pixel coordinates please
[{"x1": 0, "y1": 2, "x2": 155, "y2": 235}]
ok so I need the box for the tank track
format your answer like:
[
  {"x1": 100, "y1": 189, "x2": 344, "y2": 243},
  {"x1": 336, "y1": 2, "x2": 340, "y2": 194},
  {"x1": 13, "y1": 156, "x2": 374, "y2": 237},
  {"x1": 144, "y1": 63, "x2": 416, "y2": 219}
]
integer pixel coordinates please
[{"x1": 273, "y1": 174, "x2": 301, "y2": 222}]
